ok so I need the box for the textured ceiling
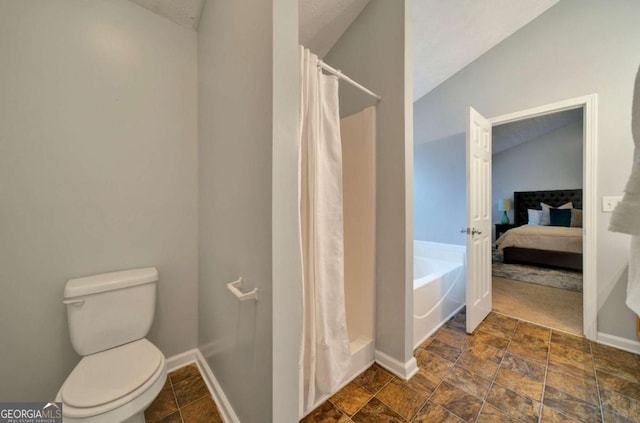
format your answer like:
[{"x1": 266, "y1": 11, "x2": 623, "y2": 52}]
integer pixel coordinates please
[
  {"x1": 129, "y1": 0, "x2": 204, "y2": 30},
  {"x1": 493, "y1": 108, "x2": 583, "y2": 155},
  {"x1": 129, "y1": 0, "x2": 560, "y2": 102},
  {"x1": 299, "y1": 0, "x2": 371, "y2": 58},
  {"x1": 413, "y1": 0, "x2": 559, "y2": 101}
]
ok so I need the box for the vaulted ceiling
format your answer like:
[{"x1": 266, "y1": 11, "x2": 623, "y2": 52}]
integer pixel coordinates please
[{"x1": 129, "y1": 0, "x2": 560, "y2": 101}]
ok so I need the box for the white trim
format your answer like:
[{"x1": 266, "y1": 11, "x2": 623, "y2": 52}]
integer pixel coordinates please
[
  {"x1": 164, "y1": 349, "x2": 239, "y2": 423},
  {"x1": 194, "y1": 350, "x2": 239, "y2": 423},
  {"x1": 489, "y1": 94, "x2": 599, "y2": 341},
  {"x1": 597, "y1": 332, "x2": 640, "y2": 355},
  {"x1": 374, "y1": 350, "x2": 418, "y2": 380},
  {"x1": 165, "y1": 348, "x2": 198, "y2": 372}
]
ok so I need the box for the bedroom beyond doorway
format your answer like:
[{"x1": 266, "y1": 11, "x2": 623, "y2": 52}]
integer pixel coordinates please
[{"x1": 491, "y1": 107, "x2": 586, "y2": 335}]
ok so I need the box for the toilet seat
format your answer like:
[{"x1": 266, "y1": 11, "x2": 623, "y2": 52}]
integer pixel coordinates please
[
  {"x1": 63, "y1": 338, "x2": 161, "y2": 408},
  {"x1": 57, "y1": 339, "x2": 166, "y2": 421}
]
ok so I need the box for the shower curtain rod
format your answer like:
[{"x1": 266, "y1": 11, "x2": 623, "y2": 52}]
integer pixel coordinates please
[{"x1": 318, "y1": 61, "x2": 382, "y2": 101}]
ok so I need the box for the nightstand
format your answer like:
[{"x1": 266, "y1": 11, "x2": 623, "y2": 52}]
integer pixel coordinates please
[{"x1": 495, "y1": 223, "x2": 517, "y2": 241}]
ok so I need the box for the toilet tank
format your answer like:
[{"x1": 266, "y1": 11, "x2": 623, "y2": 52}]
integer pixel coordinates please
[{"x1": 64, "y1": 268, "x2": 158, "y2": 356}]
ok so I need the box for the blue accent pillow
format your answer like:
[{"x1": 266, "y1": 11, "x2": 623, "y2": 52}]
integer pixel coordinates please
[{"x1": 549, "y1": 208, "x2": 572, "y2": 227}]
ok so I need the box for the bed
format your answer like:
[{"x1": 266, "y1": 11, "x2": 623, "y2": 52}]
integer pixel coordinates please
[{"x1": 496, "y1": 189, "x2": 583, "y2": 271}]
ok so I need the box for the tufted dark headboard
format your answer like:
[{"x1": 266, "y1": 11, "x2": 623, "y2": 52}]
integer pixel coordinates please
[{"x1": 513, "y1": 189, "x2": 583, "y2": 226}]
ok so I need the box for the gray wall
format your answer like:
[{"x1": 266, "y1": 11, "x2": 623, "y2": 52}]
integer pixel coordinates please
[
  {"x1": 272, "y1": 0, "x2": 302, "y2": 421},
  {"x1": 493, "y1": 121, "x2": 583, "y2": 230},
  {"x1": 325, "y1": 0, "x2": 414, "y2": 363},
  {"x1": 414, "y1": 134, "x2": 466, "y2": 245},
  {"x1": 198, "y1": 0, "x2": 292, "y2": 420},
  {"x1": 0, "y1": 0, "x2": 198, "y2": 401},
  {"x1": 413, "y1": 0, "x2": 640, "y2": 341}
]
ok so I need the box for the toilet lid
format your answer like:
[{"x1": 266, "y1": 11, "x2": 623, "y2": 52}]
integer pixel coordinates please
[{"x1": 62, "y1": 339, "x2": 162, "y2": 408}]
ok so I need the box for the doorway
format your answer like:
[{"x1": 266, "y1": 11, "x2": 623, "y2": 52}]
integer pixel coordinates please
[
  {"x1": 465, "y1": 94, "x2": 598, "y2": 340},
  {"x1": 491, "y1": 110, "x2": 583, "y2": 335}
]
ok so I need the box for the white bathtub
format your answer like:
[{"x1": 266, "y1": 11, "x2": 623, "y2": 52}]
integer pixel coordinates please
[{"x1": 413, "y1": 241, "x2": 466, "y2": 349}]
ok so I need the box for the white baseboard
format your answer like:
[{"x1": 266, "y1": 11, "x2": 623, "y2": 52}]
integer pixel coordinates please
[
  {"x1": 195, "y1": 349, "x2": 239, "y2": 423},
  {"x1": 164, "y1": 349, "x2": 239, "y2": 423},
  {"x1": 166, "y1": 348, "x2": 198, "y2": 372},
  {"x1": 374, "y1": 349, "x2": 418, "y2": 380},
  {"x1": 597, "y1": 332, "x2": 640, "y2": 355}
]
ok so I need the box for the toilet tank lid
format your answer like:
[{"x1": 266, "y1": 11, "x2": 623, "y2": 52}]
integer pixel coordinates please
[{"x1": 65, "y1": 268, "x2": 158, "y2": 298}]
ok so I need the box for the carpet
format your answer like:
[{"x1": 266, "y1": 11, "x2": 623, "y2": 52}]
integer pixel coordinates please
[
  {"x1": 493, "y1": 277, "x2": 582, "y2": 335},
  {"x1": 492, "y1": 249, "x2": 583, "y2": 292}
]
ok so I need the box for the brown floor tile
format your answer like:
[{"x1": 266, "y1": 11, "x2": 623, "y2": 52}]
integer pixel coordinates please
[
  {"x1": 476, "y1": 320, "x2": 515, "y2": 340},
  {"x1": 329, "y1": 382, "x2": 372, "y2": 416},
  {"x1": 446, "y1": 313, "x2": 467, "y2": 331},
  {"x1": 415, "y1": 349, "x2": 454, "y2": 379},
  {"x1": 418, "y1": 330, "x2": 440, "y2": 349},
  {"x1": 592, "y1": 343, "x2": 640, "y2": 369},
  {"x1": 405, "y1": 367, "x2": 437, "y2": 395},
  {"x1": 541, "y1": 406, "x2": 579, "y2": 422},
  {"x1": 375, "y1": 378, "x2": 426, "y2": 420},
  {"x1": 413, "y1": 401, "x2": 464, "y2": 423},
  {"x1": 486, "y1": 383, "x2": 540, "y2": 423},
  {"x1": 543, "y1": 385, "x2": 601, "y2": 423},
  {"x1": 425, "y1": 339, "x2": 462, "y2": 362},
  {"x1": 301, "y1": 401, "x2": 349, "y2": 423},
  {"x1": 169, "y1": 364, "x2": 201, "y2": 385},
  {"x1": 476, "y1": 403, "x2": 518, "y2": 423},
  {"x1": 456, "y1": 350, "x2": 499, "y2": 380},
  {"x1": 444, "y1": 365, "x2": 491, "y2": 401},
  {"x1": 546, "y1": 368, "x2": 598, "y2": 405},
  {"x1": 495, "y1": 367, "x2": 544, "y2": 401},
  {"x1": 430, "y1": 381, "x2": 483, "y2": 422},
  {"x1": 350, "y1": 397, "x2": 404, "y2": 423},
  {"x1": 156, "y1": 412, "x2": 183, "y2": 423},
  {"x1": 603, "y1": 409, "x2": 636, "y2": 423},
  {"x1": 508, "y1": 332, "x2": 549, "y2": 363},
  {"x1": 500, "y1": 352, "x2": 546, "y2": 382},
  {"x1": 600, "y1": 388, "x2": 640, "y2": 421},
  {"x1": 597, "y1": 369, "x2": 640, "y2": 402},
  {"x1": 180, "y1": 396, "x2": 222, "y2": 423},
  {"x1": 484, "y1": 312, "x2": 519, "y2": 330},
  {"x1": 515, "y1": 321, "x2": 551, "y2": 342},
  {"x1": 465, "y1": 340, "x2": 504, "y2": 364},
  {"x1": 353, "y1": 364, "x2": 393, "y2": 394},
  {"x1": 172, "y1": 371, "x2": 210, "y2": 408},
  {"x1": 548, "y1": 343, "x2": 595, "y2": 380},
  {"x1": 435, "y1": 326, "x2": 472, "y2": 351},
  {"x1": 145, "y1": 379, "x2": 178, "y2": 422},
  {"x1": 472, "y1": 329, "x2": 510, "y2": 350},
  {"x1": 594, "y1": 355, "x2": 640, "y2": 384},
  {"x1": 301, "y1": 310, "x2": 640, "y2": 423},
  {"x1": 550, "y1": 331, "x2": 591, "y2": 353}
]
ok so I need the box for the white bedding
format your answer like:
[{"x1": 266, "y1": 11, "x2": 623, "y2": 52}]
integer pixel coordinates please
[{"x1": 496, "y1": 224, "x2": 583, "y2": 254}]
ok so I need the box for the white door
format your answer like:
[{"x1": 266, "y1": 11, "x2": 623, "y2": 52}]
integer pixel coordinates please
[{"x1": 465, "y1": 107, "x2": 492, "y2": 333}]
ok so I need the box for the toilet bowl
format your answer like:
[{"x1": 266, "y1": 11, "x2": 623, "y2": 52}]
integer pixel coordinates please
[{"x1": 57, "y1": 268, "x2": 166, "y2": 423}]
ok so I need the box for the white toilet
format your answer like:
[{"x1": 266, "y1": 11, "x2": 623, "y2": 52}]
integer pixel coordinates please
[{"x1": 56, "y1": 268, "x2": 167, "y2": 423}]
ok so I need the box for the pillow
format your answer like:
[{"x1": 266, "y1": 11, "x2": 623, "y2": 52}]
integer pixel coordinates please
[
  {"x1": 527, "y1": 209, "x2": 543, "y2": 225},
  {"x1": 549, "y1": 208, "x2": 572, "y2": 227},
  {"x1": 540, "y1": 202, "x2": 573, "y2": 225},
  {"x1": 571, "y1": 209, "x2": 583, "y2": 228}
]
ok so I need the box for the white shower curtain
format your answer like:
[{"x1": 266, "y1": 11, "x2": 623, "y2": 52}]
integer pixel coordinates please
[{"x1": 298, "y1": 47, "x2": 352, "y2": 413}]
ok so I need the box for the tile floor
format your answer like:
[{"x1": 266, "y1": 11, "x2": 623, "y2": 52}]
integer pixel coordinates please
[
  {"x1": 302, "y1": 309, "x2": 640, "y2": 423},
  {"x1": 145, "y1": 363, "x2": 223, "y2": 423}
]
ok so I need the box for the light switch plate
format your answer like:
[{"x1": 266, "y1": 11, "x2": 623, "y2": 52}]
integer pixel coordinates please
[{"x1": 602, "y1": 196, "x2": 623, "y2": 212}]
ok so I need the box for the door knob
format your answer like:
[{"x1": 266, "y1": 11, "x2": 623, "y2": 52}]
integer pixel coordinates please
[
  {"x1": 460, "y1": 227, "x2": 469, "y2": 234},
  {"x1": 472, "y1": 228, "x2": 482, "y2": 235}
]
